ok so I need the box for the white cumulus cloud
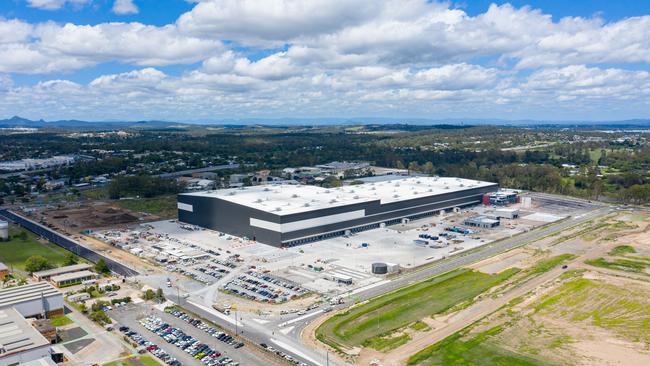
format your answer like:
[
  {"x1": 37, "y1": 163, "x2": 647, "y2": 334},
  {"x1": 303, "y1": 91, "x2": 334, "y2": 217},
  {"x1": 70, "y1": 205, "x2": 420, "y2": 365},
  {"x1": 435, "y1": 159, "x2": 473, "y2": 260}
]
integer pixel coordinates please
[
  {"x1": 112, "y1": 0, "x2": 139, "y2": 15},
  {"x1": 26, "y1": 0, "x2": 91, "y2": 10}
]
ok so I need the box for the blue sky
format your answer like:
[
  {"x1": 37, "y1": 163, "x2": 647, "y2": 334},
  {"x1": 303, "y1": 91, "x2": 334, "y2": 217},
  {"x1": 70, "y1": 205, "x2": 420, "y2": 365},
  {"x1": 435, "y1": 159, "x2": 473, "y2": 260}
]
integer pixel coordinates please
[{"x1": 1, "y1": 0, "x2": 650, "y2": 122}]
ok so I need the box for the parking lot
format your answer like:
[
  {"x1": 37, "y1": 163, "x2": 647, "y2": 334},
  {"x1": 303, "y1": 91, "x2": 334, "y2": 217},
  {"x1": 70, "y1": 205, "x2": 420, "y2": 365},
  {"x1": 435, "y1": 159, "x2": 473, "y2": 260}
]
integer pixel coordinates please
[
  {"x1": 223, "y1": 271, "x2": 309, "y2": 303},
  {"x1": 110, "y1": 304, "x2": 278, "y2": 366}
]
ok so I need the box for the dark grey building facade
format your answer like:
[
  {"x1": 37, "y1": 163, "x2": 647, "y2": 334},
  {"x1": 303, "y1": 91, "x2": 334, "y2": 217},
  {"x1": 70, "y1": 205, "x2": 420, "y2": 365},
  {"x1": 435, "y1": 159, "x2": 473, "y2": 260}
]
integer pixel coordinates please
[{"x1": 178, "y1": 180, "x2": 498, "y2": 247}]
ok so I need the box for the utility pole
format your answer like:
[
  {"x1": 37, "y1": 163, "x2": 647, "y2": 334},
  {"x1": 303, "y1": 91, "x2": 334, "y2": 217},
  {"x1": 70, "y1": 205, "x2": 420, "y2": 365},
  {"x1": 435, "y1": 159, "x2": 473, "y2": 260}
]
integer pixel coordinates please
[{"x1": 176, "y1": 279, "x2": 180, "y2": 304}]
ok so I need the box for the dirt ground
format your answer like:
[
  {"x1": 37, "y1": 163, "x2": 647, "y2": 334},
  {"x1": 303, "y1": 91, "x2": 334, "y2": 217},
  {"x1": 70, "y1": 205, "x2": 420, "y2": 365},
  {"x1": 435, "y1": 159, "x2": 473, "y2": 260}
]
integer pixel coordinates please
[
  {"x1": 214, "y1": 291, "x2": 321, "y2": 314},
  {"x1": 37, "y1": 202, "x2": 161, "y2": 232},
  {"x1": 318, "y1": 211, "x2": 650, "y2": 366}
]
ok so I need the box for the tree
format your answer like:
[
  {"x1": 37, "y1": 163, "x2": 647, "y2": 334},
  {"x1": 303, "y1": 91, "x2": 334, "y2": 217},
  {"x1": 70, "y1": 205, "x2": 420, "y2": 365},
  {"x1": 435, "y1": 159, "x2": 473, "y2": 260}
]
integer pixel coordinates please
[
  {"x1": 94, "y1": 259, "x2": 110, "y2": 274},
  {"x1": 89, "y1": 310, "x2": 111, "y2": 325},
  {"x1": 143, "y1": 289, "x2": 156, "y2": 300},
  {"x1": 321, "y1": 176, "x2": 341, "y2": 188},
  {"x1": 17, "y1": 230, "x2": 28, "y2": 241},
  {"x1": 24, "y1": 255, "x2": 51, "y2": 273},
  {"x1": 156, "y1": 288, "x2": 165, "y2": 301},
  {"x1": 64, "y1": 252, "x2": 78, "y2": 266}
]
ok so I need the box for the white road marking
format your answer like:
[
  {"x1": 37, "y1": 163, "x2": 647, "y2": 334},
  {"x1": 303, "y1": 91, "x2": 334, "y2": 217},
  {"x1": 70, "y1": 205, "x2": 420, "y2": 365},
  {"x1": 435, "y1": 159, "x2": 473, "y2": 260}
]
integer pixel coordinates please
[
  {"x1": 270, "y1": 338, "x2": 322, "y2": 366},
  {"x1": 278, "y1": 309, "x2": 323, "y2": 327},
  {"x1": 187, "y1": 300, "x2": 244, "y2": 328},
  {"x1": 279, "y1": 326, "x2": 295, "y2": 335},
  {"x1": 346, "y1": 279, "x2": 390, "y2": 296}
]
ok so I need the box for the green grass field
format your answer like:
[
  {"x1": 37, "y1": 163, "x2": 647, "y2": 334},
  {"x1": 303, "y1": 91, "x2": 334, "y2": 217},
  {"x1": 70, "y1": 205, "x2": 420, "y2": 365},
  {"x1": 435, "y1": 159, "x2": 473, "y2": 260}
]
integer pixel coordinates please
[
  {"x1": 115, "y1": 195, "x2": 177, "y2": 218},
  {"x1": 528, "y1": 254, "x2": 575, "y2": 274},
  {"x1": 608, "y1": 245, "x2": 636, "y2": 256},
  {"x1": 409, "y1": 320, "x2": 431, "y2": 332},
  {"x1": 534, "y1": 277, "x2": 650, "y2": 344},
  {"x1": 50, "y1": 315, "x2": 73, "y2": 327},
  {"x1": 103, "y1": 355, "x2": 159, "y2": 366},
  {"x1": 0, "y1": 225, "x2": 78, "y2": 271},
  {"x1": 584, "y1": 257, "x2": 649, "y2": 274},
  {"x1": 407, "y1": 326, "x2": 554, "y2": 366},
  {"x1": 316, "y1": 268, "x2": 519, "y2": 350},
  {"x1": 363, "y1": 332, "x2": 411, "y2": 351}
]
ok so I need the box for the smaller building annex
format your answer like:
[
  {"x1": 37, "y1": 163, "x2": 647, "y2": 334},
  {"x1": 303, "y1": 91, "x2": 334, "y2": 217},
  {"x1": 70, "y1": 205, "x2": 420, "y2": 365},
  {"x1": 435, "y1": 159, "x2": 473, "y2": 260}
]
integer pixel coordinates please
[
  {"x1": 32, "y1": 264, "x2": 92, "y2": 282},
  {"x1": 50, "y1": 271, "x2": 97, "y2": 288}
]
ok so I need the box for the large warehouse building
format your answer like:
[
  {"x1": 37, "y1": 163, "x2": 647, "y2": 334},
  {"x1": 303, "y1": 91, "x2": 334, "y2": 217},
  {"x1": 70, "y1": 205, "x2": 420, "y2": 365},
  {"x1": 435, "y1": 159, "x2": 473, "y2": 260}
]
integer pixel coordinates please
[{"x1": 177, "y1": 177, "x2": 498, "y2": 247}]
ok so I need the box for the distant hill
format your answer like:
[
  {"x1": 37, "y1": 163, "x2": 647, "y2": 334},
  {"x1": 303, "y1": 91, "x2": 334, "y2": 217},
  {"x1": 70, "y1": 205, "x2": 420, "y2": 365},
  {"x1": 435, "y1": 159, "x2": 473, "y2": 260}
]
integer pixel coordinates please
[
  {"x1": 0, "y1": 116, "x2": 186, "y2": 129},
  {"x1": 1, "y1": 115, "x2": 650, "y2": 129}
]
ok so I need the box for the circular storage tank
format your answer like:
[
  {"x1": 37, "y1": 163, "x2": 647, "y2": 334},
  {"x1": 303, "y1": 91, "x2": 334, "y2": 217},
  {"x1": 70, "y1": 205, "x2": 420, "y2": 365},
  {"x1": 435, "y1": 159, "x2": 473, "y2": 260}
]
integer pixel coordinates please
[
  {"x1": 372, "y1": 262, "x2": 388, "y2": 275},
  {"x1": 0, "y1": 220, "x2": 8, "y2": 241}
]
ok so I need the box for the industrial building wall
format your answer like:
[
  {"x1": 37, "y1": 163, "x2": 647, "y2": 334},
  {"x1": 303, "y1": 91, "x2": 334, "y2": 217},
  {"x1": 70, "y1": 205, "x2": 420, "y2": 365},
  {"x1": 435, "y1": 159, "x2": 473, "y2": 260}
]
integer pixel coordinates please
[
  {"x1": 177, "y1": 194, "x2": 283, "y2": 245},
  {"x1": 12, "y1": 295, "x2": 64, "y2": 318}
]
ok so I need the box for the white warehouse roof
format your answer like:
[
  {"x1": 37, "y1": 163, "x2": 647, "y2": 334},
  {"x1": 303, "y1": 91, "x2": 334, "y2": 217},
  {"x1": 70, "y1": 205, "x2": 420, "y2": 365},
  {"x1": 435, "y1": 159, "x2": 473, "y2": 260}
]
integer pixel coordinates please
[
  {"x1": 181, "y1": 176, "x2": 495, "y2": 215},
  {"x1": 0, "y1": 282, "x2": 61, "y2": 309},
  {"x1": 0, "y1": 307, "x2": 50, "y2": 356}
]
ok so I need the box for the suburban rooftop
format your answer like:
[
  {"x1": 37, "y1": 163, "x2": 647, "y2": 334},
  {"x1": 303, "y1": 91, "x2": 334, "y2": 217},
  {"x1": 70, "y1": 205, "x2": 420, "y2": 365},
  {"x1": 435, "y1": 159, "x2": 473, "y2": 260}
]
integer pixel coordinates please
[{"x1": 32, "y1": 263, "x2": 92, "y2": 278}]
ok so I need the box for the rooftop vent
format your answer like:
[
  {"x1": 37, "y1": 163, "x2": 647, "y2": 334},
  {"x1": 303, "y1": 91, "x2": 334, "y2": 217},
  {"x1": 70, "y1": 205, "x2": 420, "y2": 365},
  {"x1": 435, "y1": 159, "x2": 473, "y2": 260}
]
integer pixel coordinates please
[
  {"x1": 228, "y1": 191, "x2": 236, "y2": 196},
  {"x1": 330, "y1": 199, "x2": 337, "y2": 203},
  {"x1": 275, "y1": 207, "x2": 282, "y2": 212},
  {"x1": 353, "y1": 195, "x2": 359, "y2": 199},
  {"x1": 292, "y1": 194, "x2": 298, "y2": 198},
  {"x1": 255, "y1": 198, "x2": 262, "y2": 203},
  {"x1": 428, "y1": 188, "x2": 433, "y2": 192},
  {"x1": 263, "y1": 187, "x2": 270, "y2": 191},
  {"x1": 393, "y1": 194, "x2": 399, "y2": 198},
  {"x1": 444, "y1": 186, "x2": 449, "y2": 189},
  {"x1": 303, "y1": 203, "x2": 310, "y2": 207}
]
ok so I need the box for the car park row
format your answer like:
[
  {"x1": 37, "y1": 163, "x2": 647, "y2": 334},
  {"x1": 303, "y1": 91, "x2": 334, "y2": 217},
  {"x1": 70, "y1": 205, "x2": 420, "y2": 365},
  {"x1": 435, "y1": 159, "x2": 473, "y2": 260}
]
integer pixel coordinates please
[
  {"x1": 140, "y1": 315, "x2": 241, "y2": 366},
  {"x1": 222, "y1": 271, "x2": 309, "y2": 303},
  {"x1": 119, "y1": 325, "x2": 182, "y2": 366}
]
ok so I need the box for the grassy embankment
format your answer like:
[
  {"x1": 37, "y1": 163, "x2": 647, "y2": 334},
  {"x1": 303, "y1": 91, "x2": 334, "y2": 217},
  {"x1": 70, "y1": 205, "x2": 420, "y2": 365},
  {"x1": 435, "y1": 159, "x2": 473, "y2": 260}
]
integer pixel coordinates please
[{"x1": 316, "y1": 267, "x2": 519, "y2": 351}]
